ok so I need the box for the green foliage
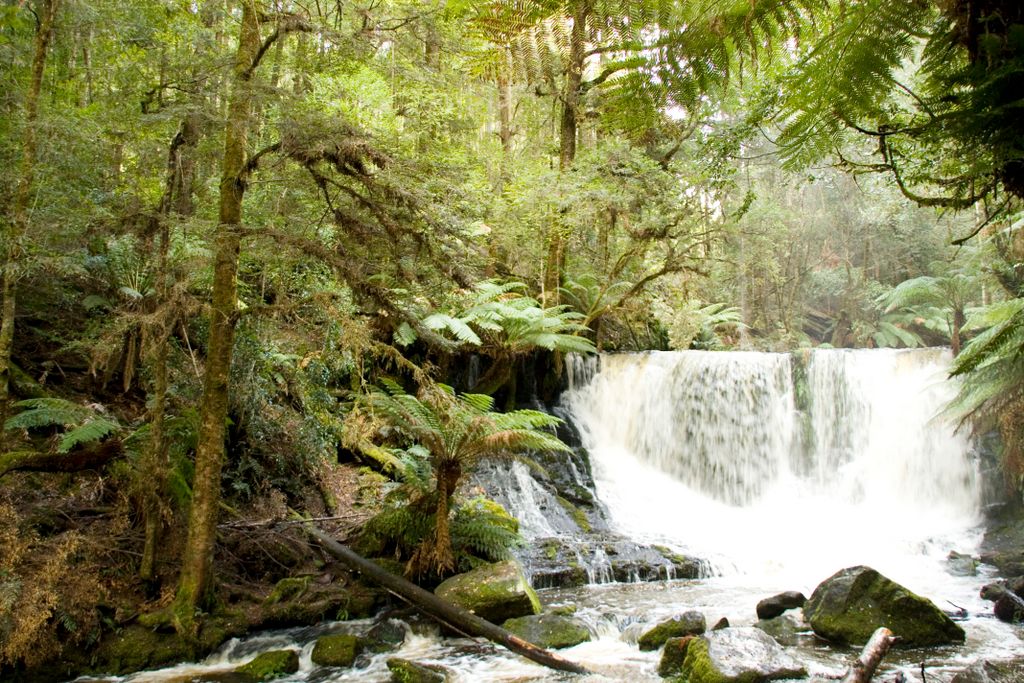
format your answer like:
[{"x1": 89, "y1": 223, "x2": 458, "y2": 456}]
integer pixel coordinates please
[{"x1": 4, "y1": 398, "x2": 119, "y2": 453}]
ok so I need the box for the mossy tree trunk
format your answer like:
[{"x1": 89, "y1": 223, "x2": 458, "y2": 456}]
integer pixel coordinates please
[
  {"x1": 173, "y1": 0, "x2": 261, "y2": 636},
  {"x1": 0, "y1": 0, "x2": 60, "y2": 447},
  {"x1": 140, "y1": 113, "x2": 202, "y2": 582}
]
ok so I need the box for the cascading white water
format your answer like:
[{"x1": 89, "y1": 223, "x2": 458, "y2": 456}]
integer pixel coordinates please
[{"x1": 563, "y1": 348, "x2": 983, "y2": 588}]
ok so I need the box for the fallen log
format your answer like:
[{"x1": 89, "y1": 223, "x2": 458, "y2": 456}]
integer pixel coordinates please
[
  {"x1": 841, "y1": 627, "x2": 896, "y2": 683},
  {"x1": 301, "y1": 522, "x2": 590, "y2": 675},
  {"x1": 0, "y1": 440, "x2": 123, "y2": 478}
]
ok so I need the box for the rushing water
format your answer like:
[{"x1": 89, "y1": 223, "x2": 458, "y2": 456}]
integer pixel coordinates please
[{"x1": 84, "y1": 349, "x2": 1024, "y2": 683}]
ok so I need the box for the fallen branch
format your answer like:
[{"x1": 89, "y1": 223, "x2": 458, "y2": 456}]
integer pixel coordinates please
[
  {"x1": 841, "y1": 627, "x2": 896, "y2": 683},
  {"x1": 300, "y1": 521, "x2": 590, "y2": 676},
  {"x1": 0, "y1": 440, "x2": 122, "y2": 478}
]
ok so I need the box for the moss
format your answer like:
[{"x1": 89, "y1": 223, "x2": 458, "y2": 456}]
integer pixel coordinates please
[
  {"x1": 86, "y1": 624, "x2": 194, "y2": 675},
  {"x1": 542, "y1": 539, "x2": 559, "y2": 561},
  {"x1": 235, "y1": 650, "x2": 299, "y2": 680},
  {"x1": 264, "y1": 577, "x2": 310, "y2": 605},
  {"x1": 676, "y1": 637, "x2": 730, "y2": 683},
  {"x1": 386, "y1": 657, "x2": 448, "y2": 682},
  {"x1": 310, "y1": 633, "x2": 361, "y2": 667},
  {"x1": 555, "y1": 495, "x2": 591, "y2": 533},
  {"x1": 502, "y1": 614, "x2": 591, "y2": 649},
  {"x1": 658, "y1": 635, "x2": 694, "y2": 677}
]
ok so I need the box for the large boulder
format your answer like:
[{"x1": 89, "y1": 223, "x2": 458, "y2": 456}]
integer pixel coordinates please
[
  {"x1": 502, "y1": 613, "x2": 592, "y2": 649},
  {"x1": 638, "y1": 611, "x2": 706, "y2": 651},
  {"x1": 804, "y1": 566, "x2": 965, "y2": 647},
  {"x1": 658, "y1": 635, "x2": 695, "y2": 677},
  {"x1": 675, "y1": 627, "x2": 806, "y2": 683},
  {"x1": 756, "y1": 591, "x2": 807, "y2": 620},
  {"x1": 434, "y1": 560, "x2": 541, "y2": 623}
]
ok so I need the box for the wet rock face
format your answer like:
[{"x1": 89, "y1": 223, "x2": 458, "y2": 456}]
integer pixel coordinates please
[
  {"x1": 754, "y1": 612, "x2": 809, "y2": 647},
  {"x1": 951, "y1": 659, "x2": 1024, "y2": 683},
  {"x1": 519, "y1": 534, "x2": 707, "y2": 590},
  {"x1": 756, "y1": 591, "x2": 807, "y2": 620},
  {"x1": 501, "y1": 613, "x2": 592, "y2": 649},
  {"x1": 677, "y1": 627, "x2": 807, "y2": 683},
  {"x1": 637, "y1": 611, "x2": 706, "y2": 651},
  {"x1": 433, "y1": 560, "x2": 541, "y2": 623},
  {"x1": 804, "y1": 565, "x2": 966, "y2": 647}
]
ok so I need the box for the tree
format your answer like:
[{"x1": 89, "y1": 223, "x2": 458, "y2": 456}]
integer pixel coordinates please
[
  {"x1": 0, "y1": 0, "x2": 60, "y2": 445},
  {"x1": 364, "y1": 380, "x2": 569, "y2": 576}
]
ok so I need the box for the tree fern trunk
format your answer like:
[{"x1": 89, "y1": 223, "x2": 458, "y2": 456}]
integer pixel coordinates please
[
  {"x1": 173, "y1": 0, "x2": 260, "y2": 637},
  {"x1": 0, "y1": 0, "x2": 59, "y2": 447}
]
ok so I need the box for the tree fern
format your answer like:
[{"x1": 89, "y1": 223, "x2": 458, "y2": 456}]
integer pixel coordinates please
[{"x1": 5, "y1": 399, "x2": 119, "y2": 453}]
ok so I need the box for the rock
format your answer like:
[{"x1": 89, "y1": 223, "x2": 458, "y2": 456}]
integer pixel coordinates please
[
  {"x1": 310, "y1": 633, "x2": 361, "y2": 667},
  {"x1": 434, "y1": 560, "x2": 540, "y2": 623},
  {"x1": 501, "y1": 613, "x2": 591, "y2": 649},
  {"x1": 994, "y1": 593, "x2": 1024, "y2": 622},
  {"x1": 756, "y1": 591, "x2": 807, "y2": 620},
  {"x1": 235, "y1": 650, "x2": 299, "y2": 681},
  {"x1": 947, "y1": 551, "x2": 978, "y2": 577},
  {"x1": 803, "y1": 566, "x2": 965, "y2": 647},
  {"x1": 676, "y1": 627, "x2": 807, "y2": 683},
  {"x1": 754, "y1": 612, "x2": 807, "y2": 647},
  {"x1": 386, "y1": 657, "x2": 449, "y2": 682},
  {"x1": 364, "y1": 618, "x2": 408, "y2": 652},
  {"x1": 951, "y1": 659, "x2": 1024, "y2": 683},
  {"x1": 638, "y1": 610, "x2": 706, "y2": 651},
  {"x1": 657, "y1": 635, "x2": 695, "y2": 677},
  {"x1": 711, "y1": 617, "x2": 730, "y2": 631}
]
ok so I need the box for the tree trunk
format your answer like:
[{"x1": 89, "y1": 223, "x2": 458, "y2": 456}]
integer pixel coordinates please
[
  {"x1": 841, "y1": 627, "x2": 895, "y2": 683},
  {"x1": 952, "y1": 306, "x2": 965, "y2": 356},
  {"x1": 543, "y1": 1, "x2": 588, "y2": 305},
  {"x1": 173, "y1": 0, "x2": 260, "y2": 636},
  {"x1": 430, "y1": 461, "x2": 460, "y2": 575},
  {"x1": 0, "y1": 0, "x2": 60, "y2": 448},
  {"x1": 302, "y1": 523, "x2": 591, "y2": 675}
]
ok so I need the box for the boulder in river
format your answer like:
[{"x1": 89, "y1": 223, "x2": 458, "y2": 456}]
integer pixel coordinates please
[
  {"x1": 756, "y1": 591, "x2": 807, "y2": 620},
  {"x1": 951, "y1": 659, "x2": 1024, "y2": 683},
  {"x1": 754, "y1": 611, "x2": 808, "y2": 647},
  {"x1": 386, "y1": 657, "x2": 449, "y2": 682},
  {"x1": 657, "y1": 635, "x2": 695, "y2": 677},
  {"x1": 675, "y1": 627, "x2": 807, "y2": 683},
  {"x1": 434, "y1": 559, "x2": 540, "y2": 623},
  {"x1": 803, "y1": 565, "x2": 965, "y2": 647},
  {"x1": 234, "y1": 650, "x2": 299, "y2": 680},
  {"x1": 501, "y1": 613, "x2": 592, "y2": 649},
  {"x1": 638, "y1": 610, "x2": 706, "y2": 651},
  {"x1": 310, "y1": 633, "x2": 361, "y2": 667}
]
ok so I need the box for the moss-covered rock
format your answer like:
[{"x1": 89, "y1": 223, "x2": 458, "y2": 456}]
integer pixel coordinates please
[
  {"x1": 804, "y1": 565, "x2": 965, "y2": 647},
  {"x1": 264, "y1": 577, "x2": 310, "y2": 604},
  {"x1": 434, "y1": 560, "x2": 541, "y2": 623},
  {"x1": 386, "y1": 657, "x2": 449, "y2": 682},
  {"x1": 638, "y1": 611, "x2": 706, "y2": 651},
  {"x1": 657, "y1": 635, "x2": 694, "y2": 677},
  {"x1": 235, "y1": 650, "x2": 299, "y2": 680},
  {"x1": 502, "y1": 613, "x2": 591, "y2": 649},
  {"x1": 677, "y1": 628, "x2": 806, "y2": 683},
  {"x1": 311, "y1": 633, "x2": 361, "y2": 667}
]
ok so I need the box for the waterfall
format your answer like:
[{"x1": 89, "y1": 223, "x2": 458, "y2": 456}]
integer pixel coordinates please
[{"x1": 563, "y1": 348, "x2": 982, "y2": 584}]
